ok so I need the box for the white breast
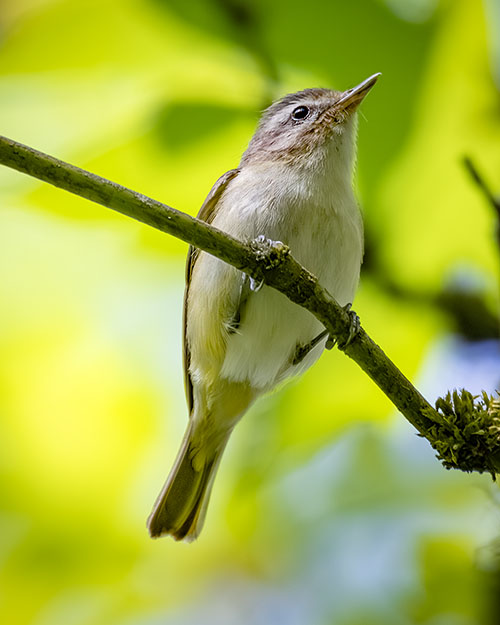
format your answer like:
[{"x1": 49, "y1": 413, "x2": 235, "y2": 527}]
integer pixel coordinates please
[{"x1": 209, "y1": 157, "x2": 364, "y2": 391}]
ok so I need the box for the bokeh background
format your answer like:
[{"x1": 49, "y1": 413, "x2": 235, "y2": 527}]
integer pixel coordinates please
[{"x1": 1, "y1": 0, "x2": 500, "y2": 623}]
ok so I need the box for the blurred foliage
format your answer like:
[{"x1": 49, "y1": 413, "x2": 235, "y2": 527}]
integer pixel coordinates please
[{"x1": 0, "y1": 0, "x2": 499, "y2": 624}]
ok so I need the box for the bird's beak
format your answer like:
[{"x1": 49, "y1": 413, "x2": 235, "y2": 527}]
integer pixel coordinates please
[{"x1": 336, "y1": 73, "x2": 381, "y2": 113}]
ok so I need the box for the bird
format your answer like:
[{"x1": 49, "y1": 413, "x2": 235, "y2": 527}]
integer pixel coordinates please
[{"x1": 147, "y1": 73, "x2": 380, "y2": 541}]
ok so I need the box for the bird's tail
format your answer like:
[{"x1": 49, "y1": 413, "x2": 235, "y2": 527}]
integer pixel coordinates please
[{"x1": 147, "y1": 421, "x2": 229, "y2": 541}]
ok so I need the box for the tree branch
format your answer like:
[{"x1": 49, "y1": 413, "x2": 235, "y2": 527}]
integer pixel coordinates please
[
  {"x1": 463, "y1": 156, "x2": 500, "y2": 254},
  {"x1": 1, "y1": 134, "x2": 499, "y2": 474}
]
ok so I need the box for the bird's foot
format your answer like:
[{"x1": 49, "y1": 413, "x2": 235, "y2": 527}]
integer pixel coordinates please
[
  {"x1": 336, "y1": 303, "x2": 360, "y2": 351},
  {"x1": 248, "y1": 235, "x2": 287, "y2": 291}
]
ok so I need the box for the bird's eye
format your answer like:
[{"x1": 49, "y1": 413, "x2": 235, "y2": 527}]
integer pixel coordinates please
[{"x1": 291, "y1": 105, "x2": 310, "y2": 121}]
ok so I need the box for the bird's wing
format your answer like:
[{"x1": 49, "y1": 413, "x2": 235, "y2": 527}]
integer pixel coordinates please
[{"x1": 183, "y1": 168, "x2": 240, "y2": 414}]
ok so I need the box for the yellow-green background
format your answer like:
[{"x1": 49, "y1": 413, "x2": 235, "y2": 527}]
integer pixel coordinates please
[{"x1": 1, "y1": 0, "x2": 499, "y2": 623}]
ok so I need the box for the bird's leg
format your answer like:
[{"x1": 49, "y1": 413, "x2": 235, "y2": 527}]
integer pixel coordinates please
[
  {"x1": 292, "y1": 329, "x2": 329, "y2": 366},
  {"x1": 292, "y1": 304, "x2": 360, "y2": 365},
  {"x1": 227, "y1": 274, "x2": 251, "y2": 334}
]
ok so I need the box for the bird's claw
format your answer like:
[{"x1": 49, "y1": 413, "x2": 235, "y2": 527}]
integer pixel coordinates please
[
  {"x1": 255, "y1": 234, "x2": 275, "y2": 245},
  {"x1": 249, "y1": 277, "x2": 264, "y2": 292},
  {"x1": 336, "y1": 303, "x2": 360, "y2": 350}
]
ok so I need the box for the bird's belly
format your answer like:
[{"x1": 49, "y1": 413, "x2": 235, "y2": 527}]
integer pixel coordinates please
[
  {"x1": 220, "y1": 215, "x2": 362, "y2": 390},
  {"x1": 220, "y1": 285, "x2": 324, "y2": 390}
]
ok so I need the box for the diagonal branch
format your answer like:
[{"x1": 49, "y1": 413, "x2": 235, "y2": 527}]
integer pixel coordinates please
[
  {"x1": 463, "y1": 156, "x2": 500, "y2": 254},
  {"x1": 1, "y1": 134, "x2": 499, "y2": 474},
  {"x1": 463, "y1": 156, "x2": 500, "y2": 217}
]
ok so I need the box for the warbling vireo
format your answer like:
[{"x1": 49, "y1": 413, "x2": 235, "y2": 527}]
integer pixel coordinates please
[{"x1": 148, "y1": 73, "x2": 380, "y2": 541}]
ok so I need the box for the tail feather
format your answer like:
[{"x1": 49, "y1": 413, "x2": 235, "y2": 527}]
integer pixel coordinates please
[{"x1": 147, "y1": 423, "x2": 227, "y2": 541}]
